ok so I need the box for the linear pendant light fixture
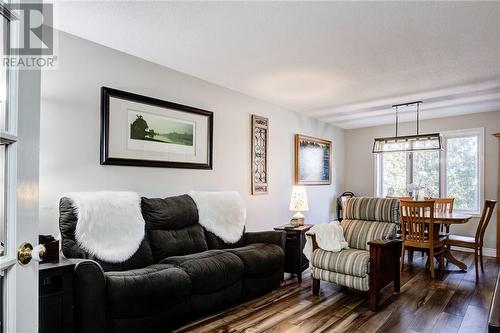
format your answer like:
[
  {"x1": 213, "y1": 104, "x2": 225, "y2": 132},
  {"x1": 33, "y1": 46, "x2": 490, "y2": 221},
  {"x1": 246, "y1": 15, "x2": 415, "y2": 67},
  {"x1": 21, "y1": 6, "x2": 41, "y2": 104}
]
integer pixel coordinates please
[{"x1": 372, "y1": 101, "x2": 442, "y2": 153}]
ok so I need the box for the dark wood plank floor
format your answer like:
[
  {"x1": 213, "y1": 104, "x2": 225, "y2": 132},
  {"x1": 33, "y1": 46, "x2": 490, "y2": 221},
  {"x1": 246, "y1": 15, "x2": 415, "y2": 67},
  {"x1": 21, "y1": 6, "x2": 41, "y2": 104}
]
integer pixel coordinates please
[{"x1": 173, "y1": 251, "x2": 500, "y2": 333}]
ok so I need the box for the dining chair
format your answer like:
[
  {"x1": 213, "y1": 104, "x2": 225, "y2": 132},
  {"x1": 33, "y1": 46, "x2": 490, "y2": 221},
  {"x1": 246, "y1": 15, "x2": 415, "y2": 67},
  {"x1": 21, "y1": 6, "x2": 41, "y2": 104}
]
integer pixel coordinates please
[
  {"x1": 444, "y1": 200, "x2": 497, "y2": 281},
  {"x1": 388, "y1": 196, "x2": 425, "y2": 259},
  {"x1": 400, "y1": 200, "x2": 445, "y2": 279},
  {"x1": 429, "y1": 198, "x2": 454, "y2": 234}
]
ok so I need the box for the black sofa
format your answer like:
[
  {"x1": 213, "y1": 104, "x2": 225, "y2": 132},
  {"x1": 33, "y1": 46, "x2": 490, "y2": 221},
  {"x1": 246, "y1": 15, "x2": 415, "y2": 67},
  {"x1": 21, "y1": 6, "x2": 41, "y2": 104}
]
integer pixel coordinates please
[{"x1": 59, "y1": 194, "x2": 286, "y2": 333}]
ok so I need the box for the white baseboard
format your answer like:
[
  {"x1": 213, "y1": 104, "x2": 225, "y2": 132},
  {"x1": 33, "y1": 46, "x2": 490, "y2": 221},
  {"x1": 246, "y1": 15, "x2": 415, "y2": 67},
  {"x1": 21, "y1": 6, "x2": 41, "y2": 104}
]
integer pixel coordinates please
[{"x1": 450, "y1": 246, "x2": 497, "y2": 258}]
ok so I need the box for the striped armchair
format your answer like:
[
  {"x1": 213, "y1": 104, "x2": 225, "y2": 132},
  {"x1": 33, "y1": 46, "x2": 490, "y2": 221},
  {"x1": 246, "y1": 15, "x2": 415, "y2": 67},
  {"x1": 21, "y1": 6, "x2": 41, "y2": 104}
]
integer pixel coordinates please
[{"x1": 307, "y1": 197, "x2": 402, "y2": 311}]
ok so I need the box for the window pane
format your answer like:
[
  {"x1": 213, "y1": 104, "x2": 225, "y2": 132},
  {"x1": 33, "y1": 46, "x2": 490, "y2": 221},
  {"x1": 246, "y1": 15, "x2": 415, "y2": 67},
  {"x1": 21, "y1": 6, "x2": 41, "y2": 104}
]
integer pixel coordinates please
[
  {"x1": 446, "y1": 136, "x2": 478, "y2": 211},
  {"x1": 0, "y1": 145, "x2": 4, "y2": 257},
  {"x1": 382, "y1": 152, "x2": 407, "y2": 197},
  {"x1": 413, "y1": 151, "x2": 439, "y2": 198}
]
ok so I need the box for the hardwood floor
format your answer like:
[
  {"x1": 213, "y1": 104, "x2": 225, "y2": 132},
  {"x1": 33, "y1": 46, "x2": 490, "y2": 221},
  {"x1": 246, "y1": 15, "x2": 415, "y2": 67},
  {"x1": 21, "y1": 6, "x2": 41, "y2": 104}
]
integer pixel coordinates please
[{"x1": 172, "y1": 251, "x2": 499, "y2": 333}]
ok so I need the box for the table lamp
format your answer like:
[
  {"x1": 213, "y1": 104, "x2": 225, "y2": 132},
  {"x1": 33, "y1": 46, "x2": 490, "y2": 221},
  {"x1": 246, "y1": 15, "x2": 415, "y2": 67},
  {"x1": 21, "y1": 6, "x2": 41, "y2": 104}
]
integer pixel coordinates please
[{"x1": 289, "y1": 186, "x2": 309, "y2": 226}]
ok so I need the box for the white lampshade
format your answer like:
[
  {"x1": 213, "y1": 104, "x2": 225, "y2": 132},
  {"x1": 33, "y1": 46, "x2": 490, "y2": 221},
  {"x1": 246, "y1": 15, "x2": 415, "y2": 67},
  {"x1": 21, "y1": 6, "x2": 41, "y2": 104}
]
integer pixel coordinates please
[{"x1": 289, "y1": 186, "x2": 309, "y2": 212}]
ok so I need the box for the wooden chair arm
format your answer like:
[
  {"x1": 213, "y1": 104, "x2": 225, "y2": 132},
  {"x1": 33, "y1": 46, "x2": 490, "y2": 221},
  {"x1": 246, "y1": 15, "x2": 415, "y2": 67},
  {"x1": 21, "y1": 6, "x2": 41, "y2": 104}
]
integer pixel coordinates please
[
  {"x1": 368, "y1": 239, "x2": 403, "y2": 248},
  {"x1": 367, "y1": 239, "x2": 402, "y2": 311},
  {"x1": 306, "y1": 232, "x2": 319, "y2": 251}
]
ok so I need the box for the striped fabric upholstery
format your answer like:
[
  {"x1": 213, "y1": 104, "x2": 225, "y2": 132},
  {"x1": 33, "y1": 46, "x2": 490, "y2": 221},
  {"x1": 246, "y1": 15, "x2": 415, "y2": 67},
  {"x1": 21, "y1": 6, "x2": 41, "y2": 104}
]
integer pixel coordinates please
[
  {"x1": 312, "y1": 267, "x2": 369, "y2": 291},
  {"x1": 343, "y1": 197, "x2": 400, "y2": 223},
  {"x1": 342, "y1": 219, "x2": 397, "y2": 250},
  {"x1": 311, "y1": 248, "x2": 369, "y2": 277},
  {"x1": 310, "y1": 197, "x2": 400, "y2": 292}
]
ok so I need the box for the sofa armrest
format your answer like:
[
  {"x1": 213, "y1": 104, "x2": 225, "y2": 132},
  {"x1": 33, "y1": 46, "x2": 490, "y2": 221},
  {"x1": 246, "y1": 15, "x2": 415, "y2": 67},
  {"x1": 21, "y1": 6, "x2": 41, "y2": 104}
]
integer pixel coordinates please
[
  {"x1": 244, "y1": 230, "x2": 286, "y2": 249},
  {"x1": 72, "y1": 260, "x2": 107, "y2": 333}
]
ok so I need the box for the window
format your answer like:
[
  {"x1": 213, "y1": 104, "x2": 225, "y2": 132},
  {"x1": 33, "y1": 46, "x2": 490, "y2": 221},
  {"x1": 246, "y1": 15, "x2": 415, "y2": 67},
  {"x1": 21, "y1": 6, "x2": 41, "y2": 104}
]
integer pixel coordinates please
[{"x1": 376, "y1": 128, "x2": 484, "y2": 214}]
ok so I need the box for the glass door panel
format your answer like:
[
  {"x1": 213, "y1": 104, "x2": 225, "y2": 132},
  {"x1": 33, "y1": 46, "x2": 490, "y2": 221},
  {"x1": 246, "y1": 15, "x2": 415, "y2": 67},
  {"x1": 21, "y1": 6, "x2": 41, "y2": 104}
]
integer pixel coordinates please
[
  {"x1": 0, "y1": 145, "x2": 4, "y2": 257},
  {"x1": 0, "y1": 14, "x2": 8, "y2": 133}
]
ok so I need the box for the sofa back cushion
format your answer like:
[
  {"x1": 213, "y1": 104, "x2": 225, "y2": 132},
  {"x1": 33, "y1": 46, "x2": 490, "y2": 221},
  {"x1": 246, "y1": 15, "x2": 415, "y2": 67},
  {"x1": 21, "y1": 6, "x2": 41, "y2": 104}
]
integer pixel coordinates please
[
  {"x1": 59, "y1": 197, "x2": 154, "y2": 271},
  {"x1": 341, "y1": 219, "x2": 397, "y2": 250},
  {"x1": 204, "y1": 229, "x2": 245, "y2": 250},
  {"x1": 341, "y1": 197, "x2": 400, "y2": 250},
  {"x1": 142, "y1": 195, "x2": 208, "y2": 261},
  {"x1": 343, "y1": 197, "x2": 400, "y2": 223}
]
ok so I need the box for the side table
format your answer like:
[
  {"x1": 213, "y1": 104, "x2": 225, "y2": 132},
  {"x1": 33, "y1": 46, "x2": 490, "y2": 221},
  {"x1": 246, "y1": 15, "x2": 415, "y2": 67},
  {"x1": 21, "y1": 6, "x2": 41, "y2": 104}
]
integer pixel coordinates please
[
  {"x1": 274, "y1": 224, "x2": 312, "y2": 283},
  {"x1": 39, "y1": 258, "x2": 75, "y2": 333}
]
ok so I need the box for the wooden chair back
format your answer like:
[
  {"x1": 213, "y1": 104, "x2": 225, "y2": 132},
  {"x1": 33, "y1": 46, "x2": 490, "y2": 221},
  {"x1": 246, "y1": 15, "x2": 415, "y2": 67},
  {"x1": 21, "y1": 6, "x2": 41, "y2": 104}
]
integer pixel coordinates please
[
  {"x1": 400, "y1": 200, "x2": 435, "y2": 247},
  {"x1": 476, "y1": 200, "x2": 497, "y2": 246},
  {"x1": 430, "y1": 198, "x2": 454, "y2": 214}
]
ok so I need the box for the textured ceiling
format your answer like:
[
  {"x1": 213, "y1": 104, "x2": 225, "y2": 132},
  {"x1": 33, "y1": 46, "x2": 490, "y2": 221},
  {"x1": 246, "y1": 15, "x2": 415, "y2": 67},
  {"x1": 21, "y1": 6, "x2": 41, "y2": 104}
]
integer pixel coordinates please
[{"x1": 53, "y1": 1, "x2": 500, "y2": 128}]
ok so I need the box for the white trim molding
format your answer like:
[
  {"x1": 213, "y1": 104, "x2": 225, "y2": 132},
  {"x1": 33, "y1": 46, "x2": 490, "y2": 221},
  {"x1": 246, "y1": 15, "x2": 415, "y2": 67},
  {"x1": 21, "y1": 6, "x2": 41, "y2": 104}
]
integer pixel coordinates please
[{"x1": 451, "y1": 246, "x2": 496, "y2": 258}]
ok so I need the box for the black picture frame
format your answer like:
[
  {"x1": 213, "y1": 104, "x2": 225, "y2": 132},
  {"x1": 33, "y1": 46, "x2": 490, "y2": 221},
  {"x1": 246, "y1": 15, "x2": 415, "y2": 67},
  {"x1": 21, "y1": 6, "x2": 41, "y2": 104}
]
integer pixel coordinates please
[{"x1": 100, "y1": 87, "x2": 213, "y2": 169}]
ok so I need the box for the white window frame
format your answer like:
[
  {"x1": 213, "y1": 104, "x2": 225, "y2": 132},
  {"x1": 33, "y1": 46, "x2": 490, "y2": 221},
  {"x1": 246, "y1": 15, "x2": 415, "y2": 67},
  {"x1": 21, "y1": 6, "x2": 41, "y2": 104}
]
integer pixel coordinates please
[
  {"x1": 440, "y1": 128, "x2": 484, "y2": 215},
  {"x1": 375, "y1": 127, "x2": 484, "y2": 215}
]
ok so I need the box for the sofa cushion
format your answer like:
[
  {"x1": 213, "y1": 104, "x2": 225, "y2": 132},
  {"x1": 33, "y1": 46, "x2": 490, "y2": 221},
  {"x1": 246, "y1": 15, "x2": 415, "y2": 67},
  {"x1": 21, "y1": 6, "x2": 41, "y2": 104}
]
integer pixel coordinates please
[
  {"x1": 105, "y1": 264, "x2": 191, "y2": 318},
  {"x1": 160, "y1": 250, "x2": 244, "y2": 294},
  {"x1": 204, "y1": 229, "x2": 245, "y2": 250},
  {"x1": 142, "y1": 195, "x2": 208, "y2": 261},
  {"x1": 59, "y1": 197, "x2": 154, "y2": 271},
  {"x1": 343, "y1": 197, "x2": 400, "y2": 223},
  {"x1": 148, "y1": 225, "x2": 208, "y2": 262},
  {"x1": 142, "y1": 195, "x2": 198, "y2": 229},
  {"x1": 226, "y1": 244, "x2": 284, "y2": 278},
  {"x1": 311, "y1": 266, "x2": 369, "y2": 291},
  {"x1": 342, "y1": 219, "x2": 397, "y2": 250},
  {"x1": 311, "y1": 248, "x2": 370, "y2": 278}
]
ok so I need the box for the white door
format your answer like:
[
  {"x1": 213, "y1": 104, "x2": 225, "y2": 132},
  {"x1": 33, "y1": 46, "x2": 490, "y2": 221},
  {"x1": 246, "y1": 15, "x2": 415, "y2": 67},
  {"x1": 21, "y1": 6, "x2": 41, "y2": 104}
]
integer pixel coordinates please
[{"x1": 0, "y1": 1, "x2": 41, "y2": 332}]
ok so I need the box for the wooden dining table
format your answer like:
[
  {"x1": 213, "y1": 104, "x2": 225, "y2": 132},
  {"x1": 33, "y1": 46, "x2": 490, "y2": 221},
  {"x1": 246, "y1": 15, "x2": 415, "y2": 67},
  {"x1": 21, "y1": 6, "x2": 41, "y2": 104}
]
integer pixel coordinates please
[
  {"x1": 432, "y1": 211, "x2": 473, "y2": 270},
  {"x1": 408, "y1": 210, "x2": 473, "y2": 271}
]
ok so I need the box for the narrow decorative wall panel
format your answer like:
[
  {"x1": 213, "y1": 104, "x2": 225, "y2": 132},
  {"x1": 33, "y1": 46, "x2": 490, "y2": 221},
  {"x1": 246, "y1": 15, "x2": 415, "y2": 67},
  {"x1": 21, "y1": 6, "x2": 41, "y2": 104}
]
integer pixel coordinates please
[{"x1": 251, "y1": 115, "x2": 269, "y2": 194}]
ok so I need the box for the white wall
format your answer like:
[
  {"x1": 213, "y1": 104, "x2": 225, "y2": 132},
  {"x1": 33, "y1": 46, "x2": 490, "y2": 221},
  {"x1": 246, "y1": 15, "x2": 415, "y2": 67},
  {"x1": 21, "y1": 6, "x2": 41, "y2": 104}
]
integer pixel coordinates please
[
  {"x1": 345, "y1": 111, "x2": 500, "y2": 250},
  {"x1": 39, "y1": 31, "x2": 346, "y2": 236}
]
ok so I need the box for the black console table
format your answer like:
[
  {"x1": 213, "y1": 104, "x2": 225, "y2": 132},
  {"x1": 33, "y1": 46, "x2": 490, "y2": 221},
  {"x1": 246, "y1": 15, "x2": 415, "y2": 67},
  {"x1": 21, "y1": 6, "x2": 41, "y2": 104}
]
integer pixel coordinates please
[
  {"x1": 39, "y1": 258, "x2": 74, "y2": 333},
  {"x1": 274, "y1": 224, "x2": 312, "y2": 283}
]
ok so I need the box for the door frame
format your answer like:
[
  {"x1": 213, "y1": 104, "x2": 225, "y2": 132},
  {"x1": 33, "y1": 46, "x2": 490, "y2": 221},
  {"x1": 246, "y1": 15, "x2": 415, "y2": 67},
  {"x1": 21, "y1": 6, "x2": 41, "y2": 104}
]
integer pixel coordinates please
[{"x1": 0, "y1": 1, "x2": 18, "y2": 331}]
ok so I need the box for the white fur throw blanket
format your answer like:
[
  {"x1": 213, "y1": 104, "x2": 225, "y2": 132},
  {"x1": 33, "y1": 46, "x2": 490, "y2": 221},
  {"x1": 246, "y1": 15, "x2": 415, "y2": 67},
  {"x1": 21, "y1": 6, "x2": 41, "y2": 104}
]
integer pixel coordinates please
[
  {"x1": 189, "y1": 191, "x2": 246, "y2": 244},
  {"x1": 303, "y1": 221, "x2": 349, "y2": 261},
  {"x1": 66, "y1": 191, "x2": 145, "y2": 262}
]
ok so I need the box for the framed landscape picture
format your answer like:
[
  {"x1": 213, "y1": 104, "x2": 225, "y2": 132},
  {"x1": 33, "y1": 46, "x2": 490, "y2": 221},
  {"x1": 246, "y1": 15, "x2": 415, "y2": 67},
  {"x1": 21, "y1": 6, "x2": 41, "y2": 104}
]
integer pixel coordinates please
[
  {"x1": 100, "y1": 87, "x2": 213, "y2": 169},
  {"x1": 295, "y1": 134, "x2": 332, "y2": 185}
]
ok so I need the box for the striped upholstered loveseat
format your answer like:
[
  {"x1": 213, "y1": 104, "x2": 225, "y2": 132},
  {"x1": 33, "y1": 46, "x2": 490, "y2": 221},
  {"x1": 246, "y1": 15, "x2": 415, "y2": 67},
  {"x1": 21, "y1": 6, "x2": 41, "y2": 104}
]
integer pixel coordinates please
[{"x1": 307, "y1": 197, "x2": 402, "y2": 311}]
